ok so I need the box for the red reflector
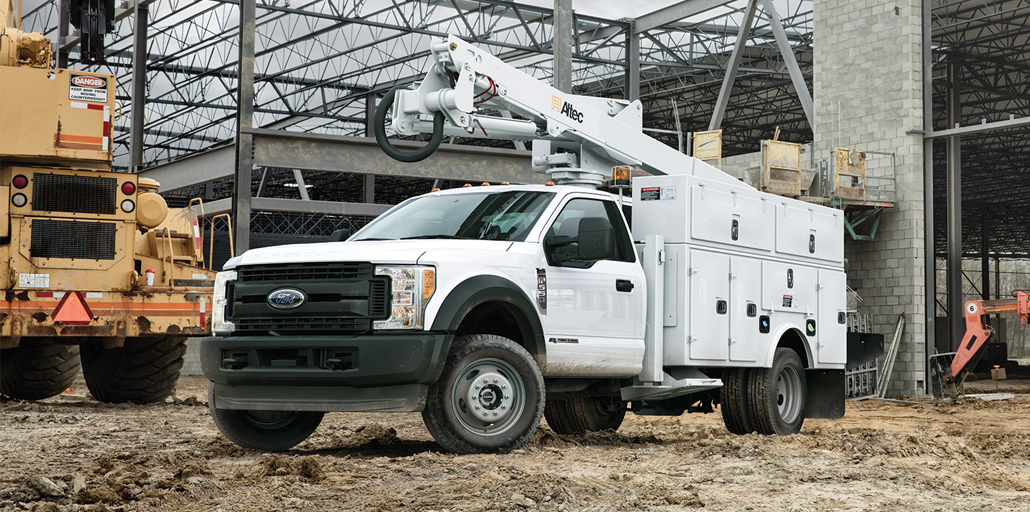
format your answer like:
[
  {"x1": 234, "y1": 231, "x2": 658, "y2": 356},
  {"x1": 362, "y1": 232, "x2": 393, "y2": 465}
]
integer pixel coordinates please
[
  {"x1": 36, "y1": 292, "x2": 54, "y2": 298},
  {"x1": 122, "y1": 181, "x2": 136, "y2": 195},
  {"x1": 12, "y1": 175, "x2": 27, "y2": 189},
  {"x1": 51, "y1": 292, "x2": 94, "y2": 326}
]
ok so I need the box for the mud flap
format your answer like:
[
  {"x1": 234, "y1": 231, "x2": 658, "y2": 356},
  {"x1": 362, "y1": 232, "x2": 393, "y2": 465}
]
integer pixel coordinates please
[{"x1": 805, "y1": 369, "x2": 844, "y2": 419}]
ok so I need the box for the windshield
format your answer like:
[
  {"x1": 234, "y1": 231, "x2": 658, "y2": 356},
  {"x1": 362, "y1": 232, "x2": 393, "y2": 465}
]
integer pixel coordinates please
[{"x1": 351, "y1": 190, "x2": 556, "y2": 242}]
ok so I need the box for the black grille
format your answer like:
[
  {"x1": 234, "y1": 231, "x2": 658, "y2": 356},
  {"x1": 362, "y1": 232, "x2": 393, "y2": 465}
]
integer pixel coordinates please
[
  {"x1": 32, "y1": 174, "x2": 117, "y2": 214},
  {"x1": 31, "y1": 220, "x2": 116, "y2": 259},
  {"x1": 230, "y1": 262, "x2": 390, "y2": 335},
  {"x1": 237, "y1": 262, "x2": 373, "y2": 282},
  {"x1": 369, "y1": 280, "x2": 388, "y2": 318},
  {"x1": 235, "y1": 318, "x2": 371, "y2": 332}
]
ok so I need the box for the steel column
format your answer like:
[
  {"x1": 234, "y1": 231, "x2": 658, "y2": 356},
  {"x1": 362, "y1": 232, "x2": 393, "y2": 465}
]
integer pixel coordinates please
[
  {"x1": 981, "y1": 212, "x2": 990, "y2": 304},
  {"x1": 233, "y1": 0, "x2": 256, "y2": 252},
  {"x1": 57, "y1": 0, "x2": 69, "y2": 69},
  {"x1": 625, "y1": 22, "x2": 639, "y2": 101},
  {"x1": 761, "y1": 0, "x2": 814, "y2": 128},
  {"x1": 710, "y1": 0, "x2": 757, "y2": 130},
  {"x1": 946, "y1": 61, "x2": 963, "y2": 351},
  {"x1": 129, "y1": 0, "x2": 149, "y2": 171},
  {"x1": 553, "y1": 0, "x2": 572, "y2": 94},
  {"x1": 922, "y1": 0, "x2": 935, "y2": 394}
]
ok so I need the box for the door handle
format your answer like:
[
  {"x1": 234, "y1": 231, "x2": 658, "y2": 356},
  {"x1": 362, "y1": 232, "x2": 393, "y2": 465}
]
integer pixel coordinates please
[{"x1": 616, "y1": 279, "x2": 634, "y2": 292}]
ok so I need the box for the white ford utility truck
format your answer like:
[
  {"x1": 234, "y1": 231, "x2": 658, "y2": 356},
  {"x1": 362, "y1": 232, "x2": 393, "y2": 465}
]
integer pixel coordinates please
[{"x1": 202, "y1": 35, "x2": 862, "y2": 454}]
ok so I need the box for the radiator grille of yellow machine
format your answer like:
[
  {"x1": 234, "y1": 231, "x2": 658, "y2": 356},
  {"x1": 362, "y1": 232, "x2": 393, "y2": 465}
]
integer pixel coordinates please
[
  {"x1": 30, "y1": 220, "x2": 116, "y2": 260},
  {"x1": 32, "y1": 173, "x2": 117, "y2": 215}
]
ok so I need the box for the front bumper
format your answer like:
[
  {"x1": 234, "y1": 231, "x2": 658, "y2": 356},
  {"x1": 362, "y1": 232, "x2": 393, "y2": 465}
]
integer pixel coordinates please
[{"x1": 201, "y1": 333, "x2": 453, "y2": 388}]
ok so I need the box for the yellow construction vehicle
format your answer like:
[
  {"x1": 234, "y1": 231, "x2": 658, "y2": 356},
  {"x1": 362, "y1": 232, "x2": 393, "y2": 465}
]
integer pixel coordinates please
[{"x1": 0, "y1": 2, "x2": 218, "y2": 403}]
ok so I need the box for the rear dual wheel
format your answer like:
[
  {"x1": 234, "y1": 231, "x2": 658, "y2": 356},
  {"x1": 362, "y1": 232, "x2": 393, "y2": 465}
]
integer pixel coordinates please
[
  {"x1": 545, "y1": 395, "x2": 625, "y2": 435},
  {"x1": 80, "y1": 336, "x2": 186, "y2": 404},
  {"x1": 720, "y1": 348, "x2": 807, "y2": 436},
  {"x1": 0, "y1": 340, "x2": 80, "y2": 400}
]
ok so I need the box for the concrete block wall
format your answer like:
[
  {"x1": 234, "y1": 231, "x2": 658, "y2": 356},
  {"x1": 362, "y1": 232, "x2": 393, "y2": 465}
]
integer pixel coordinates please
[{"x1": 813, "y1": 0, "x2": 927, "y2": 396}]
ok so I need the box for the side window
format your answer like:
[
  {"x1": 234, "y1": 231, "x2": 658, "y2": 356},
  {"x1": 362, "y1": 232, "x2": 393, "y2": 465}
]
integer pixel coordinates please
[{"x1": 546, "y1": 198, "x2": 635, "y2": 266}]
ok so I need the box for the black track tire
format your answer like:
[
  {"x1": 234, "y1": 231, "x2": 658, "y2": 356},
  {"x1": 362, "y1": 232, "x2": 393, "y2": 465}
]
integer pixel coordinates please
[
  {"x1": 747, "y1": 348, "x2": 807, "y2": 435},
  {"x1": 544, "y1": 395, "x2": 625, "y2": 435},
  {"x1": 0, "y1": 341, "x2": 80, "y2": 400},
  {"x1": 80, "y1": 336, "x2": 186, "y2": 404},
  {"x1": 720, "y1": 367, "x2": 754, "y2": 435},
  {"x1": 422, "y1": 334, "x2": 545, "y2": 454},
  {"x1": 208, "y1": 382, "x2": 324, "y2": 451}
]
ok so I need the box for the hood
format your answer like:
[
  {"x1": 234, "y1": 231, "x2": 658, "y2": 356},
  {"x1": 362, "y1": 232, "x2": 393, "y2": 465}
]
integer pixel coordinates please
[{"x1": 222, "y1": 239, "x2": 512, "y2": 270}]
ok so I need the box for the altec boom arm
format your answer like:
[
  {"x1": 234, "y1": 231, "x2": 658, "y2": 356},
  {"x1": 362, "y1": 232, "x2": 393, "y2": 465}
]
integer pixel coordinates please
[
  {"x1": 382, "y1": 35, "x2": 742, "y2": 189},
  {"x1": 950, "y1": 291, "x2": 1030, "y2": 377}
]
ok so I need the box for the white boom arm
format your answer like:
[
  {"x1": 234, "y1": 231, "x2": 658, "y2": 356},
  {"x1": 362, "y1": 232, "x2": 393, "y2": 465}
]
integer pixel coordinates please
[{"x1": 381, "y1": 34, "x2": 745, "y2": 189}]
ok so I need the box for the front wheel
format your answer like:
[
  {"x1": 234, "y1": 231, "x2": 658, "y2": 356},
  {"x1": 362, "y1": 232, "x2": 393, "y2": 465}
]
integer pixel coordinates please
[
  {"x1": 748, "y1": 347, "x2": 807, "y2": 435},
  {"x1": 208, "y1": 382, "x2": 324, "y2": 451},
  {"x1": 422, "y1": 334, "x2": 545, "y2": 454}
]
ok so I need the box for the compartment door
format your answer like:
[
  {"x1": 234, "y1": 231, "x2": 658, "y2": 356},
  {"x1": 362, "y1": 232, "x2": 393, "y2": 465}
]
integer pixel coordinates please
[
  {"x1": 689, "y1": 250, "x2": 729, "y2": 361},
  {"x1": 817, "y1": 270, "x2": 848, "y2": 364},
  {"x1": 729, "y1": 257, "x2": 761, "y2": 362}
]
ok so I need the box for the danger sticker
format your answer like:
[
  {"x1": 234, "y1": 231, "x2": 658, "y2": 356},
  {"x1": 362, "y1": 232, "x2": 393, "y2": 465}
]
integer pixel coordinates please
[
  {"x1": 69, "y1": 74, "x2": 108, "y2": 103},
  {"x1": 639, "y1": 186, "x2": 676, "y2": 201}
]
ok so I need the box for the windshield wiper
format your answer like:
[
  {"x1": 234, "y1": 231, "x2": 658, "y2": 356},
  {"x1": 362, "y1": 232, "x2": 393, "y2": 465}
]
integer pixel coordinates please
[
  {"x1": 351, "y1": 237, "x2": 394, "y2": 241},
  {"x1": 400, "y1": 235, "x2": 472, "y2": 240}
]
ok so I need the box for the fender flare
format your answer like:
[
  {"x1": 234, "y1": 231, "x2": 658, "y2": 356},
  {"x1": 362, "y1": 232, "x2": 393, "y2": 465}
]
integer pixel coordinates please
[
  {"x1": 762, "y1": 323, "x2": 813, "y2": 368},
  {"x1": 429, "y1": 275, "x2": 545, "y2": 360}
]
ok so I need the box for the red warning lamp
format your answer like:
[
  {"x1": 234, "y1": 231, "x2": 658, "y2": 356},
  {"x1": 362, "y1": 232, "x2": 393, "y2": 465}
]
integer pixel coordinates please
[
  {"x1": 12, "y1": 175, "x2": 28, "y2": 189},
  {"x1": 121, "y1": 181, "x2": 136, "y2": 195},
  {"x1": 463, "y1": 183, "x2": 472, "y2": 187}
]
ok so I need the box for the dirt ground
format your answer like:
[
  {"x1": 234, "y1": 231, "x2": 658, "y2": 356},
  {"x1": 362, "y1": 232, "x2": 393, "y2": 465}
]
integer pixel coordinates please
[{"x1": 2, "y1": 374, "x2": 1030, "y2": 512}]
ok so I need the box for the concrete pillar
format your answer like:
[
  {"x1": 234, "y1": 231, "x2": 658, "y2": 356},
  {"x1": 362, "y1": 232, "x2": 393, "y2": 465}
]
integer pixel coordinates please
[{"x1": 814, "y1": 1, "x2": 927, "y2": 396}]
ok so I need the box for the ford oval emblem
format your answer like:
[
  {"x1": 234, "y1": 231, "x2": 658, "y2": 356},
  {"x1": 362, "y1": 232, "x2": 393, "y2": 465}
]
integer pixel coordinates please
[{"x1": 267, "y1": 288, "x2": 306, "y2": 309}]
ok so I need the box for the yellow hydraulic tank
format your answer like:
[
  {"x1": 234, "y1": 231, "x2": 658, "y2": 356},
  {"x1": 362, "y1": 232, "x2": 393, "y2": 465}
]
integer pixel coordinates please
[{"x1": 0, "y1": 66, "x2": 116, "y2": 168}]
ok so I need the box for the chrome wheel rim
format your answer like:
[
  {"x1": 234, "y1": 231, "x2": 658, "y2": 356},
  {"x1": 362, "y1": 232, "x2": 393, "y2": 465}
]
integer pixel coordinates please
[
  {"x1": 775, "y1": 365, "x2": 803, "y2": 424},
  {"x1": 451, "y1": 357, "x2": 526, "y2": 437}
]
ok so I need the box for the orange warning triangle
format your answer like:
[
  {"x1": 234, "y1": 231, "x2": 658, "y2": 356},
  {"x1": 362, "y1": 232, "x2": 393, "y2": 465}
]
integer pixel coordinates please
[{"x1": 52, "y1": 292, "x2": 93, "y2": 325}]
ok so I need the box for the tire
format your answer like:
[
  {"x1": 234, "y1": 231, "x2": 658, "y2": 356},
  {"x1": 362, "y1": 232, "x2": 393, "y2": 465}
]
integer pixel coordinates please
[
  {"x1": 422, "y1": 334, "x2": 545, "y2": 454},
  {"x1": 208, "y1": 382, "x2": 324, "y2": 451},
  {"x1": 748, "y1": 348, "x2": 807, "y2": 435},
  {"x1": 544, "y1": 395, "x2": 625, "y2": 435},
  {"x1": 0, "y1": 341, "x2": 80, "y2": 400},
  {"x1": 80, "y1": 336, "x2": 186, "y2": 404},
  {"x1": 720, "y1": 367, "x2": 754, "y2": 435}
]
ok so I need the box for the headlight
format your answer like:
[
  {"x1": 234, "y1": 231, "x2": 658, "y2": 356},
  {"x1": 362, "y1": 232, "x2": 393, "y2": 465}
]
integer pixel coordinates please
[
  {"x1": 211, "y1": 270, "x2": 237, "y2": 334},
  {"x1": 374, "y1": 265, "x2": 435, "y2": 330}
]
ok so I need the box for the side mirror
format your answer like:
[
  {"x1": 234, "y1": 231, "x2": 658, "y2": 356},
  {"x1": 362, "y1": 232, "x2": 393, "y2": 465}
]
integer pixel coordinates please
[
  {"x1": 327, "y1": 229, "x2": 351, "y2": 242},
  {"x1": 576, "y1": 217, "x2": 615, "y2": 261}
]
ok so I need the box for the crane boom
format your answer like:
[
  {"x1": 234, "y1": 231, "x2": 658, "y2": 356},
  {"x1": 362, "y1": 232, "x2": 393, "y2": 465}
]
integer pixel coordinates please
[{"x1": 378, "y1": 34, "x2": 744, "y2": 189}]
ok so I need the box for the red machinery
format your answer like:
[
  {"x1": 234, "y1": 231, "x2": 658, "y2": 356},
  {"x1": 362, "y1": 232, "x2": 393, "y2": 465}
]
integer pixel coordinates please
[{"x1": 950, "y1": 291, "x2": 1030, "y2": 377}]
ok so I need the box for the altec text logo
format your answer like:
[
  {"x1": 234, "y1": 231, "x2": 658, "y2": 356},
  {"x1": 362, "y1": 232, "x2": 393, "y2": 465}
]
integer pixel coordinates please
[
  {"x1": 71, "y1": 76, "x2": 106, "y2": 88},
  {"x1": 550, "y1": 95, "x2": 584, "y2": 123}
]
